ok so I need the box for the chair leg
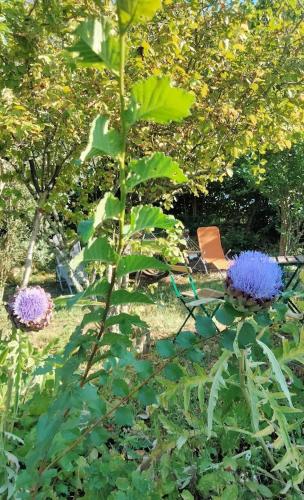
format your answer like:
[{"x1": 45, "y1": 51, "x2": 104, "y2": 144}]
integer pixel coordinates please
[{"x1": 176, "y1": 310, "x2": 193, "y2": 335}]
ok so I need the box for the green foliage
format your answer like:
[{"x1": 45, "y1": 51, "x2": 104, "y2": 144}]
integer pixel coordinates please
[{"x1": 2, "y1": 1, "x2": 304, "y2": 498}]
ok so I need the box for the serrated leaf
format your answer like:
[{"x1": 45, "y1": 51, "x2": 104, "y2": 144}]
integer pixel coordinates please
[
  {"x1": 126, "y1": 205, "x2": 176, "y2": 236},
  {"x1": 163, "y1": 363, "x2": 183, "y2": 381},
  {"x1": 156, "y1": 339, "x2": 175, "y2": 358},
  {"x1": 137, "y1": 385, "x2": 157, "y2": 406},
  {"x1": 195, "y1": 315, "x2": 217, "y2": 338},
  {"x1": 68, "y1": 18, "x2": 120, "y2": 73},
  {"x1": 215, "y1": 303, "x2": 240, "y2": 326},
  {"x1": 128, "y1": 76, "x2": 195, "y2": 124},
  {"x1": 80, "y1": 115, "x2": 121, "y2": 161},
  {"x1": 117, "y1": 254, "x2": 168, "y2": 278},
  {"x1": 111, "y1": 289, "x2": 153, "y2": 305},
  {"x1": 207, "y1": 350, "x2": 232, "y2": 438},
  {"x1": 118, "y1": 0, "x2": 161, "y2": 29},
  {"x1": 126, "y1": 152, "x2": 187, "y2": 191},
  {"x1": 114, "y1": 406, "x2": 134, "y2": 426},
  {"x1": 257, "y1": 340, "x2": 293, "y2": 407},
  {"x1": 70, "y1": 237, "x2": 116, "y2": 269}
]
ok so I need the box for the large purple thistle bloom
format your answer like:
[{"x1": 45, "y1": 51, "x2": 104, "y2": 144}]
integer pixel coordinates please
[
  {"x1": 8, "y1": 286, "x2": 53, "y2": 331},
  {"x1": 227, "y1": 251, "x2": 283, "y2": 301}
]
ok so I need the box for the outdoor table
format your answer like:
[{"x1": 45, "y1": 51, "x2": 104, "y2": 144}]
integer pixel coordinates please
[{"x1": 271, "y1": 255, "x2": 304, "y2": 315}]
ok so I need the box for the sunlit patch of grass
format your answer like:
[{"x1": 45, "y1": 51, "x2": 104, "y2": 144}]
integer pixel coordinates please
[{"x1": 0, "y1": 270, "x2": 225, "y2": 349}]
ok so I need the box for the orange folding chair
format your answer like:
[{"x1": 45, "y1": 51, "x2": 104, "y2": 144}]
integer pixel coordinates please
[{"x1": 197, "y1": 226, "x2": 231, "y2": 274}]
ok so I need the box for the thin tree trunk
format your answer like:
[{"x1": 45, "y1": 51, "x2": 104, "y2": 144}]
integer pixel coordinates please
[
  {"x1": 279, "y1": 205, "x2": 289, "y2": 256},
  {"x1": 21, "y1": 207, "x2": 43, "y2": 288}
]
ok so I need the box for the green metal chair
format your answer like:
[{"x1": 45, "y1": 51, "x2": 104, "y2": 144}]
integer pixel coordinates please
[{"x1": 169, "y1": 264, "x2": 224, "y2": 335}]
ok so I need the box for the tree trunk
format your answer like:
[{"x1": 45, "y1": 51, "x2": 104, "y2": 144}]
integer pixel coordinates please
[
  {"x1": 279, "y1": 205, "x2": 289, "y2": 256},
  {"x1": 21, "y1": 206, "x2": 43, "y2": 288}
]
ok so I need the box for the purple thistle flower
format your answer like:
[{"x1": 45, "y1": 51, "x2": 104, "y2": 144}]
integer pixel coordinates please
[
  {"x1": 8, "y1": 286, "x2": 53, "y2": 331},
  {"x1": 227, "y1": 251, "x2": 283, "y2": 301}
]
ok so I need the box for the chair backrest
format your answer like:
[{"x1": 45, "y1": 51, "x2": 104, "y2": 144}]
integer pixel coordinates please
[{"x1": 197, "y1": 226, "x2": 225, "y2": 263}]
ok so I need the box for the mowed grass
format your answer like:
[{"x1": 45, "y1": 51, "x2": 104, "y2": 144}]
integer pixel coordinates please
[{"x1": 0, "y1": 271, "x2": 225, "y2": 349}]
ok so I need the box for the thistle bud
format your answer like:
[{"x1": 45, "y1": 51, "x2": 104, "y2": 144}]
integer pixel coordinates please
[
  {"x1": 225, "y1": 251, "x2": 283, "y2": 313},
  {"x1": 8, "y1": 286, "x2": 53, "y2": 331}
]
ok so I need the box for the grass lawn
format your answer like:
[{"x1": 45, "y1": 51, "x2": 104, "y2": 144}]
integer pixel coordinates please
[
  {"x1": 1, "y1": 268, "x2": 302, "y2": 352},
  {"x1": 0, "y1": 271, "x2": 225, "y2": 350}
]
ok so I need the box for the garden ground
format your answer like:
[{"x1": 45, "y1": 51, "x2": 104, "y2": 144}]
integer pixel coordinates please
[{"x1": 0, "y1": 271, "x2": 225, "y2": 350}]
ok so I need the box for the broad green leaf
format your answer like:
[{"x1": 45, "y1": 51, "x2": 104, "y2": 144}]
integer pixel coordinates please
[
  {"x1": 257, "y1": 340, "x2": 293, "y2": 407},
  {"x1": 215, "y1": 303, "x2": 240, "y2": 326},
  {"x1": 117, "y1": 0, "x2": 161, "y2": 30},
  {"x1": 195, "y1": 315, "x2": 217, "y2": 338},
  {"x1": 117, "y1": 254, "x2": 168, "y2": 278},
  {"x1": 126, "y1": 205, "x2": 176, "y2": 236},
  {"x1": 78, "y1": 384, "x2": 106, "y2": 414},
  {"x1": 219, "y1": 329, "x2": 236, "y2": 351},
  {"x1": 105, "y1": 313, "x2": 148, "y2": 331},
  {"x1": 100, "y1": 332, "x2": 132, "y2": 347},
  {"x1": 78, "y1": 193, "x2": 121, "y2": 243},
  {"x1": 137, "y1": 385, "x2": 157, "y2": 406},
  {"x1": 94, "y1": 192, "x2": 121, "y2": 226},
  {"x1": 126, "y1": 152, "x2": 187, "y2": 191},
  {"x1": 78, "y1": 219, "x2": 95, "y2": 243},
  {"x1": 70, "y1": 237, "x2": 116, "y2": 270},
  {"x1": 185, "y1": 347, "x2": 204, "y2": 363},
  {"x1": 221, "y1": 484, "x2": 238, "y2": 500},
  {"x1": 80, "y1": 115, "x2": 121, "y2": 161},
  {"x1": 112, "y1": 379, "x2": 130, "y2": 397},
  {"x1": 133, "y1": 359, "x2": 153, "y2": 379},
  {"x1": 207, "y1": 350, "x2": 231, "y2": 438},
  {"x1": 68, "y1": 18, "x2": 120, "y2": 74},
  {"x1": 163, "y1": 363, "x2": 184, "y2": 381},
  {"x1": 128, "y1": 76, "x2": 195, "y2": 124},
  {"x1": 256, "y1": 485, "x2": 273, "y2": 498},
  {"x1": 175, "y1": 331, "x2": 197, "y2": 348},
  {"x1": 238, "y1": 321, "x2": 256, "y2": 348},
  {"x1": 114, "y1": 406, "x2": 134, "y2": 426},
  {"x1": 68, "y1": 279, "x2": 110, "y2": 307},
  {"x1": 156, "y1": 339, "x2": 175, "y2": 358},
  {"x1": 81, "y1": 309, "x2": 104, "y2": 327},
  {"x1": 111, "y1": 289, "x2": 153, "y2": 305}
]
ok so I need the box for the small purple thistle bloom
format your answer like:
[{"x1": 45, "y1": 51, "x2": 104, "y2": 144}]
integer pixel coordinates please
[
  {"x1": 8, "y1": 286, "x2": 53, "y2": 331},
  {"x1": 227, "y1": 251, "x2": 283, "y2": 301}
]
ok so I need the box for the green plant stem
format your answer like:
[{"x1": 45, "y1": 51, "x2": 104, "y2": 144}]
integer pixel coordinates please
[{"x1": 80, "y1": 270, "x2": 117, "y2": 386}]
